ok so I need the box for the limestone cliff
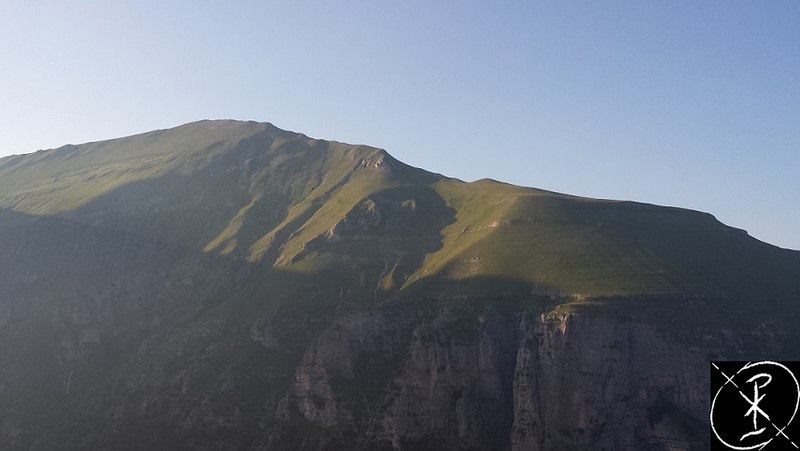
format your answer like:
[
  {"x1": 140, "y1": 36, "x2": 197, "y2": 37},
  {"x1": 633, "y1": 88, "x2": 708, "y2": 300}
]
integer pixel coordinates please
[{"x1": 261, "y1": 301, "x2": 790, "y2": 450}]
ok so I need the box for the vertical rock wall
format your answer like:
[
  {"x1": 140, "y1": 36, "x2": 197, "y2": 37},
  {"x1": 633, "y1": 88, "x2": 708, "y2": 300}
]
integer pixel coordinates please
[{"x1": 269, "y1": 305, "x2": 724, "y2": 450}]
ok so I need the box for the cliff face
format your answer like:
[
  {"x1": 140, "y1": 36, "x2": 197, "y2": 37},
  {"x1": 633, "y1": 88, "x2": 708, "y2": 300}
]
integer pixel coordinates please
[
  {"x1": 5, "y1": 293, "x2": 792, "y2": 450},
  {"x1": 0, "y1": 120, "x2": 798, "y2": 450},
  {"x1": 261, "y1": 302, "x2": 788, "y2": 451},
  {"x1": 512, "y1": 312, "x2": 708, "y2": 450}
]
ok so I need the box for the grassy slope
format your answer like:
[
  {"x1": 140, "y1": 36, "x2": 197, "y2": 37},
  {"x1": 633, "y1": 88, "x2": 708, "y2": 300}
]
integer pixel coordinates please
[
  {"x1": 420, "y1": 178, "x2": 799, "y2": 299},
  {"x1": 1, "y1": 119, "x2": 797, "y2": 311},
  {"x1": 0, "y1": 121, "x2": 269, "y2": 213}
]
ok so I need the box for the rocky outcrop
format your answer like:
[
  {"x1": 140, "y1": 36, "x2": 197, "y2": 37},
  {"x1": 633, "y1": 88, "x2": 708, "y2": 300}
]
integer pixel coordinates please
[
  {"x1": 368, "y1": 306, "x2": 517, "y2": 451},
  {"x1": 511, "y1": 313, "x2": 708, "y2": 450},
  {"x1": 260, "y1": 301, "x2": 789, "y2": 450}
]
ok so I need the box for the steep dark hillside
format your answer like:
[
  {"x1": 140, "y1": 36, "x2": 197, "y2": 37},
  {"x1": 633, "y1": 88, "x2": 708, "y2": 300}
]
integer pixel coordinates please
[{"x1": 0, "y1": 120, "x2": 798, "y2": 450}]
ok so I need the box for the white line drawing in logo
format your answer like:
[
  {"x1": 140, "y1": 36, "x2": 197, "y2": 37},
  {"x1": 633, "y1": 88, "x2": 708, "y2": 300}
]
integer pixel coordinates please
[
  {"x1": 711, "y1": 361, "x2": 800, "y2": 450},
  {"x1": 741, "y1": 372, "x2": 772, "y2": 441}
]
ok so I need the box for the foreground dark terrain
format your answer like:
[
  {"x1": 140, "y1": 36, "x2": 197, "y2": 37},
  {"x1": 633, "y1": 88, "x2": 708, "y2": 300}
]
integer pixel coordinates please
[{"x1": 0, "y1": 120, "x2": 798, "y2": 450}]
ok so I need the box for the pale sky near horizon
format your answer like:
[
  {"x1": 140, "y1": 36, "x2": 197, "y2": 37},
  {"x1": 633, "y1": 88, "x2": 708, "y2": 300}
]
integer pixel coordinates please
[{"x1": 1, "y1": 1, "x2": 798, "y2": 249}]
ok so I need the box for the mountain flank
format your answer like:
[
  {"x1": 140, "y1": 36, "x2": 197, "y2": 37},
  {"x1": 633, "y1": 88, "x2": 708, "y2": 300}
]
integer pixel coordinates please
[{"x1": 0, "y1": 120, "x2": 797, "y2": 450}]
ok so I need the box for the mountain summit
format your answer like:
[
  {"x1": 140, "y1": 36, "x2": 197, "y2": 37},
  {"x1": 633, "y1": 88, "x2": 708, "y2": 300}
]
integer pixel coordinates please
[{"x1": 0, "y1": 120, "x2": 798, "y2": 449}]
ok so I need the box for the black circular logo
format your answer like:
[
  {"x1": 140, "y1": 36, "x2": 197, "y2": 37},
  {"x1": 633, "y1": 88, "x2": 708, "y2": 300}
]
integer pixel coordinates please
[{"x1": 711, "y1": 361, "x2": 800, "y2": 450}]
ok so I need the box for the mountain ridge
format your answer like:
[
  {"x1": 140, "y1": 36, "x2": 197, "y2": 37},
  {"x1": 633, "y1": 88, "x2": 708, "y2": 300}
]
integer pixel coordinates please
[
  {"x1": 2, "y1": 120, "x2": 798, "y2": 304},
  {"x1": 0, "y1": 118, "x2": 771, "y2": 246}
]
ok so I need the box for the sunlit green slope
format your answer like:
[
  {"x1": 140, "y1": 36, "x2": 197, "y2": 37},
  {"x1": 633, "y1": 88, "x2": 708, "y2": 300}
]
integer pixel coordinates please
[{"x1": 1, "y1": 119, "x2": 797, "y2": 306}]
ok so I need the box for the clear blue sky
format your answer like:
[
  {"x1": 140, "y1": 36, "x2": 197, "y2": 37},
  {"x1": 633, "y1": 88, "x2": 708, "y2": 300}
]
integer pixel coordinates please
[{"x1": 1, "y1": 1, "x2": 798, "y2": 249}]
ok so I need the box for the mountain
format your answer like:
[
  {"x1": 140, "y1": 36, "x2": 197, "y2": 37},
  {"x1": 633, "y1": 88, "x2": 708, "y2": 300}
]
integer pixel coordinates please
[{"x1": 0, "y1": 120, "x2": 797, "y2": 450}]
